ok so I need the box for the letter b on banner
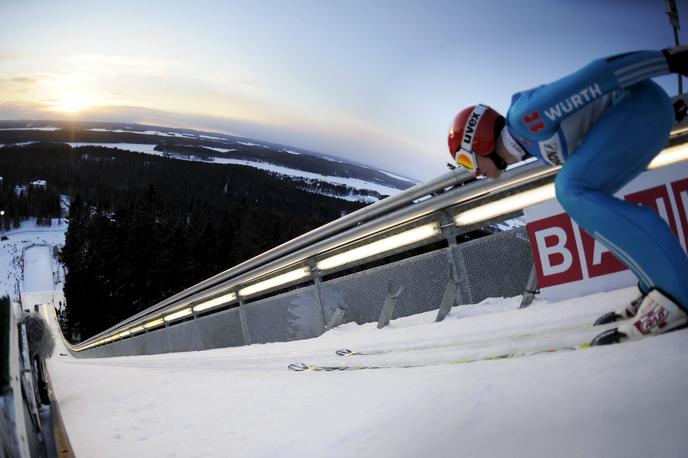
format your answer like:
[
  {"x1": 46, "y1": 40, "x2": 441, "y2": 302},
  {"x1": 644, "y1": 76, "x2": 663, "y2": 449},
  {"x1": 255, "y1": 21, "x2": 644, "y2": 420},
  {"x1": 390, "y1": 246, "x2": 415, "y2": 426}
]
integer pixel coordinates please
[
  {"x1": 527, "y1": 213, "x2": 583, "y2": 287},
  {"x1": 534, "y1": 227, "x2": 572, "y2": 275}
]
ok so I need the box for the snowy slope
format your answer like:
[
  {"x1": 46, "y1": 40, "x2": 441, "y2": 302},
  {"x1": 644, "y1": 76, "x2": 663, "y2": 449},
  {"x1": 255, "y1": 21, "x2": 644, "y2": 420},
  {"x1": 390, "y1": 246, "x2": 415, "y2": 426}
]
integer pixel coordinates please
[
  {"x1": 63, "y1": 142, "x2": 403, "y2": 201},
  {"x1": 40, "y1": 268, "x2": 688, "y2": 458},
  {"x1": 0, "y1": 121, "x2": 419, "y2": 202},
  {"x1": 0, "y1": 219, "x2": 67, "y2": 304}
]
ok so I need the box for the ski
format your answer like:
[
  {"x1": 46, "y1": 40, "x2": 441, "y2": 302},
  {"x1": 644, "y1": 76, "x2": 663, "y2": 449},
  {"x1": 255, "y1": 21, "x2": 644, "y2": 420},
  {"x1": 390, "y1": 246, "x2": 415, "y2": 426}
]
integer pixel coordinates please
[
  {"x1": 290, "y1": 342, "x2": 591, "y2": 372},
  {"x1": 334, "y1": 317, "x2": 620, "y2": 358}
]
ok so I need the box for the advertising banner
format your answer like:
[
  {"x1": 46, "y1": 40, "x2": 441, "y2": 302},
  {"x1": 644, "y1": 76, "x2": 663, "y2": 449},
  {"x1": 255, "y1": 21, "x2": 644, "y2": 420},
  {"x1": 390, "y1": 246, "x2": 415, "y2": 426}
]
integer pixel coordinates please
[{"x1": 524, "y1": 163, "x2": 688, "y2": 301}]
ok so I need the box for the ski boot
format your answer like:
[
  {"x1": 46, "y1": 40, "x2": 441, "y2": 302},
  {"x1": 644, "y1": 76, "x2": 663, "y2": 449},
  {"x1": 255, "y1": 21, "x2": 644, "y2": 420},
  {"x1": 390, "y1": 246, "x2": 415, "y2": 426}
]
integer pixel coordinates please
[
  {"x1": 593, "y1": 289, "x2": 644, "y2": 326},
  {"x1": 591, "y1": 289, "x2": 688, "y2": 346}
]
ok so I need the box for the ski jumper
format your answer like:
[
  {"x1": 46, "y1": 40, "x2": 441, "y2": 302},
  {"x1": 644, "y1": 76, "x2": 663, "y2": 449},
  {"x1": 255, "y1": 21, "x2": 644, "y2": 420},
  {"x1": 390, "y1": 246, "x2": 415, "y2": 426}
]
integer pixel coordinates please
[{"x1": 504, "y1": 50, "x2": 688, "y2": 309}]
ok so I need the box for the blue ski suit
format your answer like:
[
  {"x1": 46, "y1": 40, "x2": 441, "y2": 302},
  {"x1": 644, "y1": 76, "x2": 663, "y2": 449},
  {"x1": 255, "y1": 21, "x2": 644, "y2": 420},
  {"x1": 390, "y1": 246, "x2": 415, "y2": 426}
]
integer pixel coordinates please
[{"x1": 505, "y1": 50, "x2": 688, "y2": 309}]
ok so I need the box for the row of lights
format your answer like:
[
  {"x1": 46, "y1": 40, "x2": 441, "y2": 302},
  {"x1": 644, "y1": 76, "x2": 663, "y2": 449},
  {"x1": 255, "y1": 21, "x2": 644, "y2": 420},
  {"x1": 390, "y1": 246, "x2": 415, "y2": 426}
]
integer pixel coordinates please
[
  {"x1": 77, "y1": 223, "x2": 443, "y2": 350},
  {"x1": 456, "y1": 141, "x2": 688, "y2": 225},
  {"x1": 78, "y1": 143, "x2": 688, "y2": 351}
]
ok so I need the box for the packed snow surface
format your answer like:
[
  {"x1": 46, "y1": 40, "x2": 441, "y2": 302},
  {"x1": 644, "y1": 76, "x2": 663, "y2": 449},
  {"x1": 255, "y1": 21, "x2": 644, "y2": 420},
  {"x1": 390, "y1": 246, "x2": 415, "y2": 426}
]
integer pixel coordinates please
[
  {"x1": 39, "y1": 267, "x2": 688, "y2": 458},
  {"x1": 23, "y1": 245, "x2": 53, "y2": 292},
  {"x1": 0, "y1": 219, "x2": 66, "y2": 303}
]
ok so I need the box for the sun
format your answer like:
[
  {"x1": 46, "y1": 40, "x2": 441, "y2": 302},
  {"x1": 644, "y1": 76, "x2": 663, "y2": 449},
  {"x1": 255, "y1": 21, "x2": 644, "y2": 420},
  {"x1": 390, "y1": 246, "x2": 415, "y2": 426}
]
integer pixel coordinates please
[{"x1": 51, "y1": 91, "x2": 93, "y2": 113}]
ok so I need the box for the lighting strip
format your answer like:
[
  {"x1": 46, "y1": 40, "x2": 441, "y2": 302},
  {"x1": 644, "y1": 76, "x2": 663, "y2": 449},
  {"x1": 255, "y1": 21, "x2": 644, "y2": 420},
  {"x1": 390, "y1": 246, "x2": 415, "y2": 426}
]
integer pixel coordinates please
[
  {"x1": 455, "y1": 184, "x2": 556, "y2": 226},
  {"x1": 316, "y1": 222, "x2": 441, "y2": 271},
  {"x1": 130, "y1": 325, "x2": 145, "y2": 334},
  {"x1": 193, "y1": 292, "x2": 237, "y2": 313},
  {"x1": 163, "y1": 307, "x2": 192, "y2": 322},
  {"x1": 143, "y1": 317, "x2": 165, "y2": 329},
  {"x1": 648, "y1": 143, "x2": 688, "y2": 169},
  {"x1": 238, "y1": 267, "x2": 311, "y2": 297}
]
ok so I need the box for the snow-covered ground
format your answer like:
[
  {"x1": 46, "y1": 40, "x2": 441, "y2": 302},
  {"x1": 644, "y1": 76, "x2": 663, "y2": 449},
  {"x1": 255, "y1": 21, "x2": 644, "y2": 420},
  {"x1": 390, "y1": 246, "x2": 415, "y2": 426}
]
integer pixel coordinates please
[
  {"x1": 0, "y1": 127, "x2": 61, "y2": 131},
  {"x1": 38, "y1": 251, "x2": 688, "y2": 458},
  {"x1": 0, "y1": 218, "x2": 67, "y2": 304},
  {"x1": 2, "y1": 130, "x2": 415, "y2": 200},
  {"x1": 63, "y1": 142, "x2": 403, "y2": 200},
  {"x1": 66, "y1": 141, "x2": 161, "y2": 156},
  {"x1": 23, "y1": 245, "x2": 54, "y2": 292},
  {"x1": 86, "y1": 128, "x2": 196, "y2": 139}
]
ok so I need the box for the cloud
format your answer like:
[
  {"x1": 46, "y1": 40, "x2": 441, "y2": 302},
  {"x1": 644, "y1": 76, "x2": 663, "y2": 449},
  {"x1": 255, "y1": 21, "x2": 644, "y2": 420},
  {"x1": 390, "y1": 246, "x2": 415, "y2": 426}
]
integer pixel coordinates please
[
  {"x1": 0, "y1": 101, "x2": 49, "y2": 119},
  {"x1": 0, "y1": 50, "x2": 26, "y2": 62},
  {"x1": 65, "y1": 54, "x2": 181, "y2": 77},
  {"x1": 11, "y1": 77, "x2": 36, "y2": 85}
]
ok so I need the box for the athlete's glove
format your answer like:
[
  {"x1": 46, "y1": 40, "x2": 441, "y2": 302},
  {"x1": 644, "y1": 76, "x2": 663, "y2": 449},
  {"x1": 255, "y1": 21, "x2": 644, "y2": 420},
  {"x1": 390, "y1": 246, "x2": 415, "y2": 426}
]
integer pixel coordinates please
[{"x1": 663, "y1": 45, "x2": 688, "y2": 76}]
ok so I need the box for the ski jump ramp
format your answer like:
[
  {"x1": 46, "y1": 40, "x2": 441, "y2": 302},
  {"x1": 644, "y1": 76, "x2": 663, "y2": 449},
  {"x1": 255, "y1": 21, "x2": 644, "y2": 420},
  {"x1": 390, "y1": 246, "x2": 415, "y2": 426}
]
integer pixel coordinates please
[{"x1": 42, "y1": 286, "x2": 688, "y2": 457}]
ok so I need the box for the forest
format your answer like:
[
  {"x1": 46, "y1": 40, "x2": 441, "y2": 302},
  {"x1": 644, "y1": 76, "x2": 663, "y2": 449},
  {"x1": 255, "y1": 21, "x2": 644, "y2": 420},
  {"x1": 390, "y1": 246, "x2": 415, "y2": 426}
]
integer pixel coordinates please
[{"x1": 0, "y1": 142, "x2": 364, "y2": 340}]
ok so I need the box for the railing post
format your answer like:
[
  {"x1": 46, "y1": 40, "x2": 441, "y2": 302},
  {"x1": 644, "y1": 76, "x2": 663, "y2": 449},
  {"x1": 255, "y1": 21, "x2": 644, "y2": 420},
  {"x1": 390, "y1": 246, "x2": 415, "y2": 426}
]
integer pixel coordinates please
[
  {"x1": 238, "y1": 298, "x2": 251, "y2": 345},
  {"x1": 325, "y1": 305, "x2": 346, "y2": 330},
  {"x1": 519, "y1": 263, "x2": 539, "y2": 309},
  {"x1": 439, "y1": 211, "x2": 470, "y2": 306},
  {"x1": 308, "y1": 261, "x2": 328, "y2": 334},
  {"x1": 192, "y1": 311, "x2": 203, "y2": 351},
  {"x1": 436, "y1": 265, "x2": 459, "y2": 322},
  {"x1": 164, "y1": 321, "x2": 172, "y2": 354},
  {"x1": 377, "y1": 281, "x2": 405, "y2": 329}
]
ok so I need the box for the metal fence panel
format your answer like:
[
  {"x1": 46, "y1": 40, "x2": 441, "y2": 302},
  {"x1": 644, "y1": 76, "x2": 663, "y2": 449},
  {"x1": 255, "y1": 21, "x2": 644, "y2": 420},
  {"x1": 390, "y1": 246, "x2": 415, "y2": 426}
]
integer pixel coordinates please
[
  {"x1": 242, "y1": 286, "x2": 324, "y2": 344},
  {"x1": 196, "y1": 307, "x2": 245, "y2": 350},
  {"x1": 121, "y1": 335, "x2": 142, "y2": 356},
  {"x1": 70, "y1": 228, "x2": 536, "y2": 357},
  {"x1": 166, "y1": 320, "x2": 199, "y2": 353},
  {"x1": 320, "y1": 248, "x2": 452, "y2": 325},
  {"x1": 137, "y1": 328, "x2": 170, "y2": 355},
  {"x1": 457, "y1": 227, "x2": 534, "y2": 304},
  {"x1": 107, "y1": 340, "x2": 127, "y2": 357}
]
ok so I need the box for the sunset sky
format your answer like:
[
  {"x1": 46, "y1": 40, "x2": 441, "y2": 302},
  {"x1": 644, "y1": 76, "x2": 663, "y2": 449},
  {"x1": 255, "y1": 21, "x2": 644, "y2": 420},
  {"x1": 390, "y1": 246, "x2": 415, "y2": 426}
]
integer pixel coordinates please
[{"x1": 1, "y1": 0, "x2": 686, "y2": 179}]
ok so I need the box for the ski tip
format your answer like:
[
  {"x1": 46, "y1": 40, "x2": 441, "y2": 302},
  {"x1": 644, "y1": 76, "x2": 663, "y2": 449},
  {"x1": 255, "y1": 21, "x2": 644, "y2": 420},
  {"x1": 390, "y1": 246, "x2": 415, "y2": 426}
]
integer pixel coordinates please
[
  {"x1": 335, "y1": 348, "x2": 355, "y2": 356},
  {"x1": 288, "y1": 362, "x2": 310, "y2": 372},
  {"x1": 590, "y1": 328, "x2": 626, "y2": 346},
  {"x1": 593, "y1": 311, "x2": 622, "y2": 326}
]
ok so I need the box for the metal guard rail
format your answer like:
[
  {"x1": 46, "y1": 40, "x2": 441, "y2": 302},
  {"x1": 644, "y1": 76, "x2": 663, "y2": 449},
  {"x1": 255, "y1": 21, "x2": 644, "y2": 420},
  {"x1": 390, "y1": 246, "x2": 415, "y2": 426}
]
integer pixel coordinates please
[{"x1": 66, "y1": 128, "x2": 688, "y2": 352}]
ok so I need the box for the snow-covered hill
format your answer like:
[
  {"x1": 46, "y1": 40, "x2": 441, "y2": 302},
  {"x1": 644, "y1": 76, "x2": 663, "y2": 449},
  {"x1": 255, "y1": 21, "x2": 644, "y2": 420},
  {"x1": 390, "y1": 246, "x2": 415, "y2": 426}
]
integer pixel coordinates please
[{"x1": 0, "y1": 121, "x2": 419, "y2": 203}]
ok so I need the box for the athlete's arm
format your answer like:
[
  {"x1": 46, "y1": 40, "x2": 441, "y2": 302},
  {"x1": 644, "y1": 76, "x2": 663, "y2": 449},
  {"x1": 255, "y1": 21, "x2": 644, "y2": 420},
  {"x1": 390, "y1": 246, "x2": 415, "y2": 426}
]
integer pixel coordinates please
[{"x1": 508, "y1": 50, "x2": 670, "y2": 140}]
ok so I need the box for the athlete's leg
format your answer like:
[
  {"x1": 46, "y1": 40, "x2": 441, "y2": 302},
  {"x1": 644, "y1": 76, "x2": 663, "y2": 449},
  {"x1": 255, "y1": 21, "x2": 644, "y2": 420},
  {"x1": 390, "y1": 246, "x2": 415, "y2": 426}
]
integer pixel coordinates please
[{"x1": 555, "y1": 80, "x2": 688, "y2": 309}]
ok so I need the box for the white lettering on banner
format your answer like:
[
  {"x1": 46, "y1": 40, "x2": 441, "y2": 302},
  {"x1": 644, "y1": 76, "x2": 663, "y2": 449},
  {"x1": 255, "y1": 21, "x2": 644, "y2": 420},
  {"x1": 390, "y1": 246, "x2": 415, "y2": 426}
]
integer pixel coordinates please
[
  {"x1": 592, "y1": 239, "x2": 612, "y2": 265},
  {"x1": 680, "y1": 190, "x2": 688, "y2": 251},
  {"x1": 657, "y1": 197, "x2": 670, "y2": 224},
  {"x1": 534, "y1": 227, "x2": 573, "y2": 275}
]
